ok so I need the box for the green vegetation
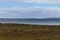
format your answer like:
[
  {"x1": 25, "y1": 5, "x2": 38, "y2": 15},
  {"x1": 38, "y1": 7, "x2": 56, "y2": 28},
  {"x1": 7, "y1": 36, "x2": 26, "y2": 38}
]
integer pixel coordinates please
[{"x1": 0, "y1": 23, "x2": 60, "y2": 40}]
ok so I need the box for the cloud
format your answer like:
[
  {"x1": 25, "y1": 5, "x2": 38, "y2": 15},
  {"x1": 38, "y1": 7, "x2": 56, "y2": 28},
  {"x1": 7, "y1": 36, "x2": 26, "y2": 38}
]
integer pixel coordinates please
[
  {"x1": 19, "y1": 0, "x2": 60, "y2": 4},
  {"x1": 0, "y1": 7, "x2": 60, "y2": 18},
  {"x1": 0, "y1": 0, "x2": 60, "y2": 4}
]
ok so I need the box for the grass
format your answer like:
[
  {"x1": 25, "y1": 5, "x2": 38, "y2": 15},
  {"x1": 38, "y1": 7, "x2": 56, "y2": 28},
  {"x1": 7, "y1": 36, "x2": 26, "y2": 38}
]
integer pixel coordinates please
[{"x1": 0, "y1": 23, "x2": 60, "y2": 40}]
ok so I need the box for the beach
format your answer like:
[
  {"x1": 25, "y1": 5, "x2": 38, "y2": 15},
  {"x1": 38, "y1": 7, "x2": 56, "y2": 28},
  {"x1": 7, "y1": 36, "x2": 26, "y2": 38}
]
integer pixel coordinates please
[{"x1": 0, "y1": 23, "x2": 60, "y2": 40}]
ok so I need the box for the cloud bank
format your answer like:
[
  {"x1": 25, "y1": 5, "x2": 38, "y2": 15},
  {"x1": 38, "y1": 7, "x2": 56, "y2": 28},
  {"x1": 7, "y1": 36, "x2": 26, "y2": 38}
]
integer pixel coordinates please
[
  {"x1": 0, "y1": 0, "x2": 60, "y2": 4},
  {"x1": 0, "y1": 7, "x2": 60, "y2": 18}
]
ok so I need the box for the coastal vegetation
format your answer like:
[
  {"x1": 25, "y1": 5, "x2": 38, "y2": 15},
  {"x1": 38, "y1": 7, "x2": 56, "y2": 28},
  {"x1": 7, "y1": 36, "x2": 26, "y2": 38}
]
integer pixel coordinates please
[{"x1": 0, "y1": 23, "x2": 60, "y2": 40}]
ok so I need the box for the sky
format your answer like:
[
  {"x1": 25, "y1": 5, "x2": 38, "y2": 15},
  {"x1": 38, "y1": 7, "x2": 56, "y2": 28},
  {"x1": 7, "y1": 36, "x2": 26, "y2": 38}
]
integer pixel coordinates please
[{"x1": 0, "y1": 0, "x2": 60, "y2": 18}]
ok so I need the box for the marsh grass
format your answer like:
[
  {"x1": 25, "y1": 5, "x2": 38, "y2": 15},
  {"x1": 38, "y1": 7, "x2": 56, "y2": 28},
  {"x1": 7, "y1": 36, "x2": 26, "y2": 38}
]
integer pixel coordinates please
[{"x1": 0, "y1": 23, "x2": 60, "y2": 40}]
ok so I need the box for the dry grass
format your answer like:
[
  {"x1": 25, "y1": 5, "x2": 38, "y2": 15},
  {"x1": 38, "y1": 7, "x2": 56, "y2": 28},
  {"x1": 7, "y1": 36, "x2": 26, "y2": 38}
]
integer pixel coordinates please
[{"x1": 0, "y1": 23, "x2": 60, "y2": 40}]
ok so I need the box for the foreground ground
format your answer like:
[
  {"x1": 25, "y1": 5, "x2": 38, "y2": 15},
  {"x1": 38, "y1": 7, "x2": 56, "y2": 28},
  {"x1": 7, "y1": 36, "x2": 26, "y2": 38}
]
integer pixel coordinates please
[{"x1": 0, "y1": 24, "x2": 60, "y2": 40}]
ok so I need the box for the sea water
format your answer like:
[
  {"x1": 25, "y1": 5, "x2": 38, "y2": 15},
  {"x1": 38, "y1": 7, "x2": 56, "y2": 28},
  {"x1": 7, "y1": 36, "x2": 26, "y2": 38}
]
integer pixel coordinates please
[{"x1": 0, "y1": 18, "x2": 60, "y2": 25}]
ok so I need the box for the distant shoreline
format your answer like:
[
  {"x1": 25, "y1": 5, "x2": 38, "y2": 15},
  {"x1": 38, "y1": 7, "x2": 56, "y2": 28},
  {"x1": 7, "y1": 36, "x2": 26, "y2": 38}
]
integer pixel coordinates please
[{"x1": 0, "y1": 23, "x2": 60, "y2": 26}]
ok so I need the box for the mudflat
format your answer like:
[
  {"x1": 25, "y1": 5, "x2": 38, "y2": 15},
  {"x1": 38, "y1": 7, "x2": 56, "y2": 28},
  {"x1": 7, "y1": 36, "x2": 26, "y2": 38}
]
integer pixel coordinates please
[{"x1": 0, "y1": 23, "x2": 60, "y2": 40}]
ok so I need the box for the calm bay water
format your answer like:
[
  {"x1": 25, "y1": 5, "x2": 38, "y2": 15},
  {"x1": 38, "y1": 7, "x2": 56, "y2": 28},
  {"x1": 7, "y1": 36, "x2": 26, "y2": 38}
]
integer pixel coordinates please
[{"x1": 0, "y1": 18, "x2": 60, "y2": 25}]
